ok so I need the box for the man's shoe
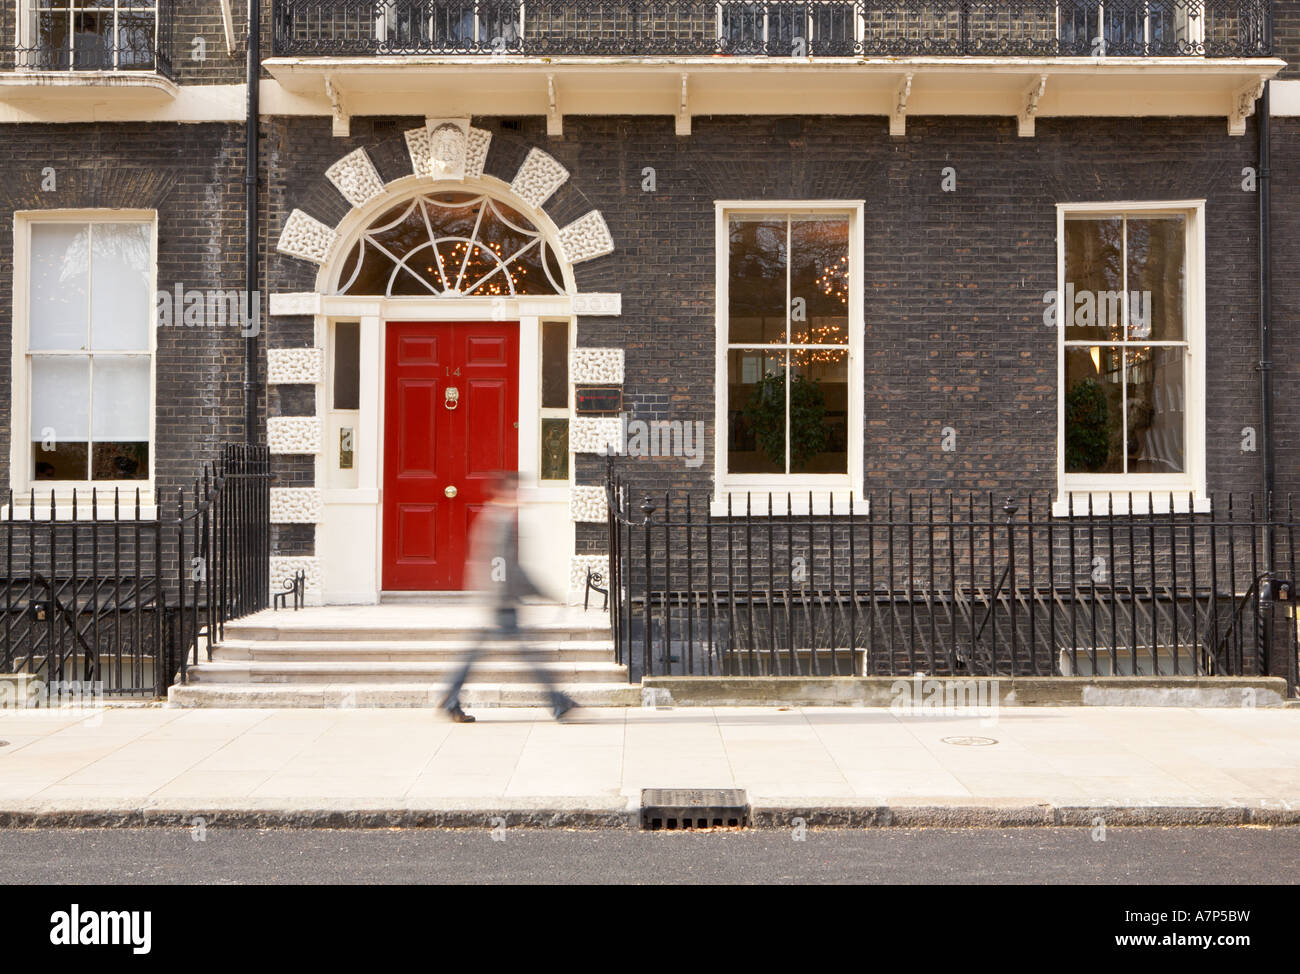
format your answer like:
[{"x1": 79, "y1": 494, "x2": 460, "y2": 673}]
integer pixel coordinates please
[
  {"x1": 552, "y1": 695, "x2": 578, "y2": 721},
  {"x1": 445, "y1": 704, "x2": 475, "y2": 723}
]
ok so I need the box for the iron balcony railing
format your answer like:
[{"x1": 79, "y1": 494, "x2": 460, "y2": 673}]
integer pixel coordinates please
[
  {"x1": 4, "y1": 0, "x2": 177, "y2": 78},
  {"x1": 272, "y1": 0, "x2": 1273, "y2": 58},
  {"x1": 1, "y1": 445, "x2": 271, "y2": 699},
  {"x1": 604, "y1": 465, "x2": 1300, "y2": 693}
]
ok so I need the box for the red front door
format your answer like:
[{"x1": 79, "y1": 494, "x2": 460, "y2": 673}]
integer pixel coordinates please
[{"x1": 382, "y1": 322, "x2": 519, "y2": 591}]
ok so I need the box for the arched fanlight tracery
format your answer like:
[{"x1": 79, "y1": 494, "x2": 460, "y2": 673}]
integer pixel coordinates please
[{"x1": 335, "y1": 191, "x2": 566, "y2": 297}]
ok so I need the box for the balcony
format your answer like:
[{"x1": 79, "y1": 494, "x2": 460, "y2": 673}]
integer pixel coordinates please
[
  {"x1": 272, "y1": 0, "x2": 1274, "y2": 58},
  {"x1": 263, "y1": 0, "x2": 1283, "y2": 136},
  {"x1": 0, "y1": 0, "x2": 179, "y2": 109}
]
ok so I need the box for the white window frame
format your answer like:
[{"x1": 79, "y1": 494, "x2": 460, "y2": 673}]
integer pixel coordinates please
[
  {"x1": 16, "y1": 0, "x2": 162, "y2": 72},
  {"x1": 9, "y1": 209, "x2": 158, "y2": 514},
  {"x1": 713, "y1": 200, "x2": 864, "y2": 517},
  {"x1": 537, "y1": 316, "x2": 571, "y2": 486},
  {"x1": 1054, "y1": 199, "x2": 1207, "y2": 517}
]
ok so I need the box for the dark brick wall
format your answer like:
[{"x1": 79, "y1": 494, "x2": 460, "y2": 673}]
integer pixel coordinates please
[
  {"x1": 269, "y1": 114, "x2": 1279, "y2": 515},
  {"x1": 1276, "y1": 0, "x2": 1300, "y2": 78},
  {"x1": 0, "y1": 122, "x2": 258, "y2": 500},
  {"x1": 1269, "y1": 117, "x2": 1300, "y2": 495}
]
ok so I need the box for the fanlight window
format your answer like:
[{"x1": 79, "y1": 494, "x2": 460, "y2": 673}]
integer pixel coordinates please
[{"x1": 336, "y1": 192, "x2": 566, "y2": 297}]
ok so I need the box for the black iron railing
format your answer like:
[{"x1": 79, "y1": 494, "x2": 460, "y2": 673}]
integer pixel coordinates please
[
  {"x1": 272, "y1": 0, "x2": 1273, "y2": 57},
  {"x1": 1, "y1": 445, "x2": 270, "y2": 699},
  {"x1": 5, "y1": 0, "x2": 177, "y2": 78},
  {"x1": 605, "y1": 468, "x2": 1300, "y2": 693}
]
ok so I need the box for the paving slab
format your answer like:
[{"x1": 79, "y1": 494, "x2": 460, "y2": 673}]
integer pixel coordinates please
[{"x1": 2, "y1": 705, "x2": 1300, "y2": 827}]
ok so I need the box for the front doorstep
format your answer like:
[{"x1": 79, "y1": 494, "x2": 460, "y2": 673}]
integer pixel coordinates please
[{"x1": 641, "y1": 675, "x2": 1291, "y2": 709}]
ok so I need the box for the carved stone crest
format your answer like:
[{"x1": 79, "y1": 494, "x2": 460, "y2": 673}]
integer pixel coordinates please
[{"x1": 424, "y1": 117, "x2": 470, "y2": 180}]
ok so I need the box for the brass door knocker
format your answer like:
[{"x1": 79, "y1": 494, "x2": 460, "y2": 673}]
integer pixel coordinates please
[{"x1": 444, "y1": 386, "x2": 460, "y2": 410}]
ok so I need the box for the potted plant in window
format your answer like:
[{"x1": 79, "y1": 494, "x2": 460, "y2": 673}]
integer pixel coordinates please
[{"x1": 742, "y1": 369, "x2": 828, "y2": 470}]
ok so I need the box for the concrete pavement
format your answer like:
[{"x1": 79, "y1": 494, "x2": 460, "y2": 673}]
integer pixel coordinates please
[{"x1": 1, "y1": 704, "x2": 1299, "y2": 827}]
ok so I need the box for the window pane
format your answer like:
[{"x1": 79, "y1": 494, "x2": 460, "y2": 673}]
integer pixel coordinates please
[
  {"x1": 540, "y1": 417, "x2": 569, "y2": 481},
  {"x1": 1126, "y1": 347, "x2": 1185, "y2": 474},
  {"x1": 72, "y1": 10, "x2": 112, "y2": 70},
  {"x1": 1126, "y1": 216, "x2": 1185, "y2": 341},
  {"x1": 1063, "y1": 217, "x2": 1123, "y2": 342},
  {"x1": 90, "y1": 223, "x2": 152, "y2": 350},
  {"x1": 333, "y1": 322, "x2": 360, "y2": 410},
  {"x1": 115, "y1": 11, "x2": 157, "y2": 69},
  {"x1": 720, "y1": 2, "x2": 764, "y2": 55},
  {"x1": 1064, "y1": 346, "x2": 1123, "y2": 474},
  {"x1": 727, "y1": 349, "x2": 786, "y2": 474},
  {"x1": 789, "y1": 348, "x2": 848, "y2": 474},
  {"x1": 728, "y1": 217, "x2": 788, "y2": 345},
  {"x1": 31, "y1": 356, "x2": 90, "y2": 440},
  {"x1": 541, "y1": 321, "x2": 568, "y2": 409},
  {"x1": 31, "y1": 356, "x2": 90, "y2": 480},
  {"x1": 34, "y1": 9, "x2": 71, "y2": 69},
  {"x1": 91, "y1": 356, "x2": 149, "y2": 480},
  {"x1": 30, "y1": 223, "x2": 89, "y2": 350},
  {"x1": 790, "y1": 217, "x2": 849, "y2": 345}
]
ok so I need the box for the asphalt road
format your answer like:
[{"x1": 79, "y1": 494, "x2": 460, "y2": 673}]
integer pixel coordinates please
[{"x1": 0, "y1": 826, "x2": 1296, "y2": 884}]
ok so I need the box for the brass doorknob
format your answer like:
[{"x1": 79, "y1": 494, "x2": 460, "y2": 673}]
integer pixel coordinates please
[{"x1": 444, "y1": 485, "x2": 458, "y2": 498}]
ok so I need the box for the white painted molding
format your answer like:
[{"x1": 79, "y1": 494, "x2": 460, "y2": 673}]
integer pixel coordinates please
[
  {"x1": 1229, "y1": 76, "x2": 1267, "y2": 135},
  {"x1": 267, "y1": 347, "x2": 325, "y2": 385},
  {"x1": 510, "y1": 148, "x2": 569, "y2": 209},
  {"x1": 570, "y1": 348, "x2": 624, "y2": 384},
  {"x1": 269, "y1": 292, "x2": 322, "y2": 316},
  {"x1": 570, "y1": 417, "x2": 622, "y2": 454},
  {"x1": 571, "y1": 293, "x2": 622, "y2": 316},
  {"x1": 1019, "y1": 74, "x2": 1048, "y2": 137},
  {"x1": 558, "y1": 210, "x2": 614, "y2": 264},
  {"x1": 890, "y1": 72, "x2": 912, "y2": 138},
  {"x1": 676, "y1": 72, "x2": 691, "y2": 136},
  {"x1": 325, "y1": 147, "x2": 385, "y2": 207},
  {"x1": 1270, "y1": 80, "x2": 1300, "y2": 116},
  {"x1": 268, "y1": 416, "x2": 323, "y2": 455},
  {"x1": 276, "y1": 209, "x2": 336, "y2": 265},
  {"x1": 547, "y1": 73, "x2": 562, "y2": 136},
  {"x1": 270, "y1": 487, "x2": 324, "y2": 524},
  {"x1": 324, "y1": 76, "x2": 349, "y2": 136},
  {"x1": 570, "y1": 486, "x2": 608, "y2": 523}
]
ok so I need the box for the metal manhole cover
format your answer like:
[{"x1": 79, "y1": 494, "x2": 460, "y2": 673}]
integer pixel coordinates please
[
  {"x1": 942, "y1": 736, "x2": 998, "y2": 747},
  {"x1": 641, "y1": 788, "x2": 749, "y2": 830}
]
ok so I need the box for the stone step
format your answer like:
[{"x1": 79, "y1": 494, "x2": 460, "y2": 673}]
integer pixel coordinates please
[
  {"x1": 222, "y1": 620, "x2": 611, "y2": 643},
  {"x1": 167, "y1": 682, "x2": 642, "y2": 709},
  {"x1": 211, "y1": 639, "x2": 617, "y2": 663},
  {"x1": 185, "y1": 659, "x2": 630, "y2": 685}
]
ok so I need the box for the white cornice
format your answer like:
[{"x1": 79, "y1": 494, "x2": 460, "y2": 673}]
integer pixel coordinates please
[{"x1": 0, "y1": 58, "x2": 1284, "y2": 131}]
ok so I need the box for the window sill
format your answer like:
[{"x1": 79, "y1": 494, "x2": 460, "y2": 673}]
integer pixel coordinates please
[
  {"x1": 710, "y1": 488, "x2": 867, "y2": 518},
  {"x1": 1052, "y1": 491, "x2": 1211, "y2": 518}
]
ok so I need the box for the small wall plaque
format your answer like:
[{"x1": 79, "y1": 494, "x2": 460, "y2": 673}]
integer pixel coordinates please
[{"x1": 575, "y1": 386, "x2": 622, "y2": 416}]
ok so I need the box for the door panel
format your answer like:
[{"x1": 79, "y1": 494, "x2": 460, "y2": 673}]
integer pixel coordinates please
[{"x1": 382, "y1": 322, "x2": 518, "y2": 590}]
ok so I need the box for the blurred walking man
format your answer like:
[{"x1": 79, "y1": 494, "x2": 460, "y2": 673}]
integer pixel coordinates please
[{"x1": 440, "y1": 472, "x2": 577, "y2": 723}]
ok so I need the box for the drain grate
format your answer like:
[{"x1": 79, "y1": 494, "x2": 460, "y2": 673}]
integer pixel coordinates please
[{"x1": 641, "y1": 788, "x2": 749, "y2": 830}]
